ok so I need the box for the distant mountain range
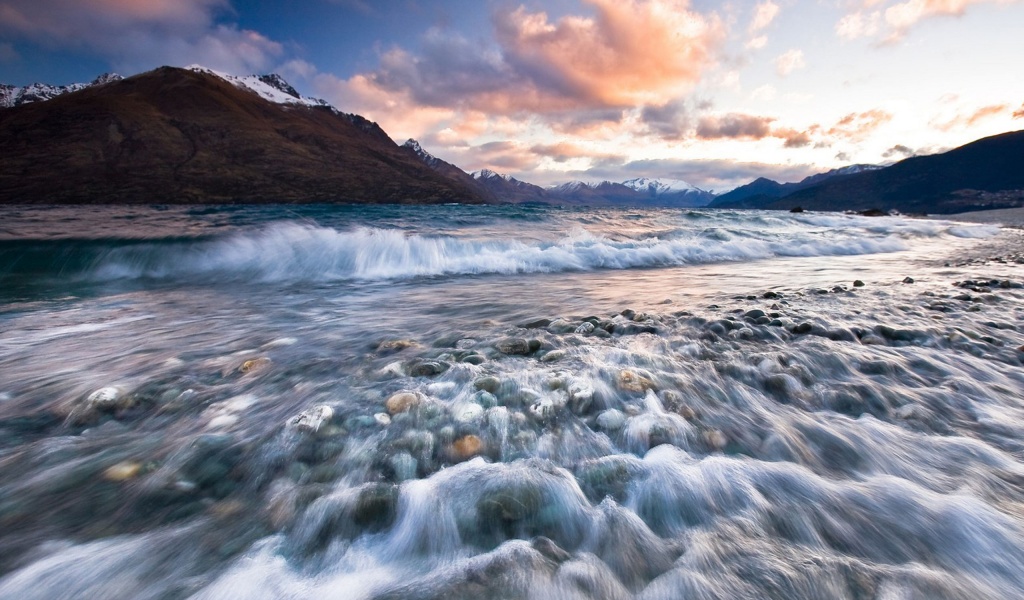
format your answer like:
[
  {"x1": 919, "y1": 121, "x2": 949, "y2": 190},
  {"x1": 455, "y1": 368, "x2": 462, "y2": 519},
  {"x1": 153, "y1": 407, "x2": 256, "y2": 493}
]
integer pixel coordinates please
[
  {"x1": 709, "y1": 133, "x2": 1024, "y2": 214},
  {"x1": 709, "y1": 165, "x2": 882, "y2": 209},
  {"x1": 2, "y1": 66, "x2": 1023, "y2": 212}
]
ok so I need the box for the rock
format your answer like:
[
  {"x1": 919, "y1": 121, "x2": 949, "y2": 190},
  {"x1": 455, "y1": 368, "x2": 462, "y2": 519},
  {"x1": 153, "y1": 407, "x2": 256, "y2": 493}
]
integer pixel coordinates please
[
  {"x1": 353, "y1": 483, "x2": 399, "y2": 531},
  {"x1": 620, "y1": 309, "x2": 636, "y2": 320},
  {"x1": 519, "y1": 317, "x2": 553, "y2": 329},
  {"x1": 474, "y1": 391, "x2": 499, "y2": 408},
  {"x1": 744, "y1": 309, "x2": 767, "y2": 320},
  {"x1": 794, "y1": 322, "x2": 813, "y2": 334},
  {"x1": 239, "y1": 357, "x2": 271, "y2": 374},
  {"x1": 853, "y1": 280, "x2": 865, "y2": 287},
  {"x1": 568, "y1": 382, "x2": 595, "y2": 415},
  {"x1": 374, "y1": 412, "x2": 392, "y2": 426},
  {"x1": 452, "y1": 434, "x2": 483, "y2": 460},
  {"x1": 461, "y1": 354, "x2": 485, "y2": 365},
  {"x1": 409, "y1": 360, "x2": 447, "y2": 377},
  {"x1": 474, "y1": 376, "x2": 501, "y2": 393},
  {"x1": 529, "y1": 398, "x2": 555, "y2": 422},
  {"x1": 617, "y1": 369, "x2": 653, "y2": 393},
  {"x1": 86, "y1": 386, "x2": 130, "y2": 412},
  {"x1": 496, "y1": 338, "x2": 532, "y2": 355},
  {"x1": 454, "y1": 403, "x2": 485, "y2": 423},
  {"x1": 388, "y1": 452, "x2": 418, "y2": 482},
  {"x1": 902, "y1": 277, "x2": 915, "y2": 284},
  {"x1": 789, "y1": 206, "x2": 804, "y2": 213},
  {"x1": 376, "y1": 339, "x2": 419, "y2": 354},
  {"x1": 596, "y1": 409, "x2": 626, "y2": 431},
  {"x1": 286, "y1": 405, "x2": 334, "y2": 433},
  {"x1": 103, "y1": 461, "x2": 143, "y2": 482},
  {"x1": 574, "y1": 322, "x2": 596, "y2": 335},
  {"x1": 763, "y1": 291, "x2": 780, "y2": 299},
  {"x1": 385, "y1": 392, "x2": 420, "y2": 415},
  {"x1": 704, "y1": 429, "x2": 727, "y2": 451},
  {"x1": 540, "y1": 350, "x2": 566, "y2": 363},
  {"x1": 532, "y1": 536, "x2": 571, "y2": 563}
]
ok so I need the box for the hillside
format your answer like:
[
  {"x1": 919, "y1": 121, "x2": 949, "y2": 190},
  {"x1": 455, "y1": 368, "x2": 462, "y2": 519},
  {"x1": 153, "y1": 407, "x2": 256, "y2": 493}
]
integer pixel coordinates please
[{"x1": 0, "y1": 67, "x2": 490, "y2": 204}]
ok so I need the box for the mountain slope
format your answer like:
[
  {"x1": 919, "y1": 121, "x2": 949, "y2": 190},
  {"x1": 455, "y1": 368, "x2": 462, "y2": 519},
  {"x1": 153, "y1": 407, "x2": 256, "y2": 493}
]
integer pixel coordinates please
[
  {"x1": 0, "y1": 67, "x2": 490, "y2": 204},
  {"x1": 773, "y1": 131, "x2": 1024, "y2": 213},
  {"x1": 709, "y1": 165, "x2": 880, "y2": 209}
]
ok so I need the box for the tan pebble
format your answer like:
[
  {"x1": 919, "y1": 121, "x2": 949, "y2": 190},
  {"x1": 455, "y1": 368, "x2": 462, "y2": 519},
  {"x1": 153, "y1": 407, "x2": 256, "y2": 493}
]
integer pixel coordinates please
[
  {"x1": 385, "y1": 392, "x2": 420, "y2": 415},
  {"x1": 704, "y1": 429, "x2": 728, "y2": 451},
  {"x1": 377, "y1": 339, "x2": 420, "y2": 353},
  {"x1": 239, "y1": 357, "x2": 271, "y2": 374},
  {"x1": 452, "y1": 434, "x2": 483, "y2": 459},
  {"x1": 617, "y1": 369, "x2": 653, "y2": 393},
  {"x1": 103, "y1": 461, "x2": 142, "y2": 482}
]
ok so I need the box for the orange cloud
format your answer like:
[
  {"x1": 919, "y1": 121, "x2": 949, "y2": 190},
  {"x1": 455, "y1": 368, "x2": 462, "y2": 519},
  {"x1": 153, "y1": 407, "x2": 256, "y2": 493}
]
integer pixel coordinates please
[
  {"x1": 931, "y1": 103, "x2": 1009, "y2": 131},
  {"x1": 827, "y1": 109, "x2": 893, "y2": 140},
  {"x1": 493, "y1": 0, "x2": 723, "y2": 108},
  {"x1": 1014, "y1": 104, "x2": 1024, "y2": 119}
]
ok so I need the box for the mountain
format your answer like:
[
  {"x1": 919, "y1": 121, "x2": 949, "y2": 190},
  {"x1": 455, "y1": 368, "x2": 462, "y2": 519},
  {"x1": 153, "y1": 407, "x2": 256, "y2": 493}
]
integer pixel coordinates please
[
  {"x1": 709, "y1": 164, "x2": 881, "y2": 209},
  {"x1": 770, "y1": 131, "x2": 1024, "y2": 214},
  {"x1": 0, "y1": 73, "x2": 123, "y2": 108},
  {"x1": 548, "y1": 178, "x2": 714, "y2": 207},
  {"x1": 472, "y1": 169, "x2": 548, "y2": 204},
  {"x1": 0, "y1": 67, "x2": 490, "y2": 204}
]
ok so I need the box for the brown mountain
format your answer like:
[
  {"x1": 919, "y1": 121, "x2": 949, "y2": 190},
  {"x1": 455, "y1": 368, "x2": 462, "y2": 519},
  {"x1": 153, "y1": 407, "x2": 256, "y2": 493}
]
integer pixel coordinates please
[
  {"x1": 763, "y1": 130, "x2": 1024, "y2": 214},
  {"x1": 0, "y1": 66, "x2": 491, "y2": 204}
]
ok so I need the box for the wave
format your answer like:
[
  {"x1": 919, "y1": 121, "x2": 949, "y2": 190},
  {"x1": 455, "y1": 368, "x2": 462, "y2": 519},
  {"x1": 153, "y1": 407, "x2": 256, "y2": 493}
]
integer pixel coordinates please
[{"x1": 0, "y1": 217, "x2": 996, "y2": 285}]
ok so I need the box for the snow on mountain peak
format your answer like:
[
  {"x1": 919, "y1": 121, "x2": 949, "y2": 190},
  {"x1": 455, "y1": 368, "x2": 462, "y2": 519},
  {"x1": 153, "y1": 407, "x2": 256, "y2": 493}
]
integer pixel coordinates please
[
  {"x1": 1, "y1": 73, "x2": 121, "y2": 108},
  {"x1": 186, "y1": 65, "x2": 332, "y2": 109},
  {"x1": 622, "y1": 177, "x2": 702, "y2": 195},
  {"x1": 473, "y1": 169, "x2": 513, "y2": 182}
]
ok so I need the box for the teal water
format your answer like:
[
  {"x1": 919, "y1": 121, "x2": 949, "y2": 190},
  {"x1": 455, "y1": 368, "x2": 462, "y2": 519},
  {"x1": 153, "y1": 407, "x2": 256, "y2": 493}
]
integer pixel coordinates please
[{"x1": 0, "y1": 204, "x2": 1022, "y2": 599}]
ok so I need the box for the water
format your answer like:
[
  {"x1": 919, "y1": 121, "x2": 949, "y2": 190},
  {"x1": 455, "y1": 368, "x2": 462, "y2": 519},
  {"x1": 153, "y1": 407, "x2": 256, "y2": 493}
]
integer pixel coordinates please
[{"x1": 0, "y1": 204, "x2": 1022, "y2": 599}]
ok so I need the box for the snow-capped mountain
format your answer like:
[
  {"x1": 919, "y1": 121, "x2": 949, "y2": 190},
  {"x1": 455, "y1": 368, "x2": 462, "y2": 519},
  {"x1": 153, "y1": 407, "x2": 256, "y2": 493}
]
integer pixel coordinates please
[
  {"x1": 186, "y1": 66, "x2": 333, "y2": 109},
  {"x1": 403, "y1": 139, "x2": 448, "y2": 170},
  {"x1": 548, "y1": 178, "x2": 715, "y2": 207},
  {"x1": 1, "y1": 73, "x2": 123, "y2": 108},
  {"x1": 621, "y1": 177, "x2": 704, "y2": 196}
]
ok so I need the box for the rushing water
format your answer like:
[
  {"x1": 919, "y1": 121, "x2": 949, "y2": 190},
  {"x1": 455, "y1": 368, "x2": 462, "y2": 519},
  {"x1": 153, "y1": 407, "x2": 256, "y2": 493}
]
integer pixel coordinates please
[{"x1": 0, "y1": 204, "x2": 1022, "y2": 599}]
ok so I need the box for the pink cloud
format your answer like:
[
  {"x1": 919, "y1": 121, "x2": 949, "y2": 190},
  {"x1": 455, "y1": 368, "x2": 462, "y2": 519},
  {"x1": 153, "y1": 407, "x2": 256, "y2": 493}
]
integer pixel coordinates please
[{"x1": 837, "y1": 0, "x2": 1021, "y2": 41}]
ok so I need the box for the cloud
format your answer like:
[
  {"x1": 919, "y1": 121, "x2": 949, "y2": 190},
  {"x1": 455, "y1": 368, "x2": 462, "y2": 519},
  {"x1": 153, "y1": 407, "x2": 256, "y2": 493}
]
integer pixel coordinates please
[
  {"x1": 696, "y1": 113, "x2": 775, "y2": 139},
  {"x1": 931, "y1": 103, "x2": 1009, "y2": 131},
  {"x1": 495, "y1": 0, "x2": 723, "y2": 107},
  {"x1": 745, "y1": 35, "x2": 768, "y2": 50},
  {"x1": 748, "y1": 1, "x2": 780, "y2": 33},
  {"x1": 640, "y1": 99, "x2": 692, "y2": 140},
  {"x1": 882, "y1": 144, "x2": 917, "y2": 158},
  {"x1": 827, "y1": 109, "x2": 893, "y2": 140},
  {"x1": 1014, "y1": 104, "x2": 1024, "y2": 119},
  {"x1": 837, "y1": 0, "x2": 1021, "y2": 42},
  {"x1": 0, "y1": 0, "x2": 284, "y2": 73},
  {"x1": 327, "y1": 0, "x2": 723, "y2": 120},
  {"x1": 774, "y1": 49, "x2": 805, "y2": 76}
]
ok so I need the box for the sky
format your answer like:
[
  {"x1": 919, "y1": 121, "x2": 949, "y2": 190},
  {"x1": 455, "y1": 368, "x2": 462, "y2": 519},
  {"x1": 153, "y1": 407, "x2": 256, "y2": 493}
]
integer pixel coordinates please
[{"x1": 1, "y1": 0, "x2": 1023, "y2": 192}]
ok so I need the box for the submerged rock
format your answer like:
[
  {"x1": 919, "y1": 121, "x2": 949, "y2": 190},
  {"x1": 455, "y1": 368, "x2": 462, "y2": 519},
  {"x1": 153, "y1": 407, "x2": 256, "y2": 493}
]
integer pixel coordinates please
[
  {"x1": 286, "y1": 405, "x2": 334, "y2": 433},
  {"x1": 385, "y1": 392, "x2": 420, "y2": 415},
  {"x1": 452, "y1": 434, "x2": 483, "y2": 460},
  {"x1": 86, "y1": 386, "x2": 130, "y2": 412},
  {"x1": 496, "y1": 338, "x2": 532, "y2": 355}
]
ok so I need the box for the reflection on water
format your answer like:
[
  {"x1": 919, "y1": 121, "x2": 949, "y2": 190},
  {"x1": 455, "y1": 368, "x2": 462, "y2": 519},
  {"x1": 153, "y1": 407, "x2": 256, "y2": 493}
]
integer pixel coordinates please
[{"x1": 0, "y1": 205, "x2": 1022, "y2": 599}]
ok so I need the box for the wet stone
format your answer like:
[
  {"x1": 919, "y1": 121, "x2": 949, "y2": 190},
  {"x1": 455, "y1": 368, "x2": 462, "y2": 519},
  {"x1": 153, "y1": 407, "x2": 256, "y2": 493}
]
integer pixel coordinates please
[
  {"x1": 794, "y1": 322, "x2": 813, "y2": 334},
  {"x1": 408, "y1": 360, "x2": 448, "y2": 377},
  {"x1": 903, "y1": 277, "x2": 915, "y2": 284},
  {"x1": 452, "y1": 434, "x2": 483, "y2": 460},
  {"x1": 853, "y1": 280, "x2": 865, "y2": 287},
  {"x1": 744, "y1": 309, "x2": 767, "y2": 320},
  {"x1": 353, "y1": 483, "x2": 399, "y2": 532},
  {"x1": 540, "y1": 350, "x2": 566, "y2": 363},
  {"x1": 496, "y1": 338, "x2": 532, "y2": 355},
  {"x1": 474, "y1": 376, "x2": 501, "y2": 393},
  {"x1": 385, "y1": 392, "x2": 420, "y2": 415}
]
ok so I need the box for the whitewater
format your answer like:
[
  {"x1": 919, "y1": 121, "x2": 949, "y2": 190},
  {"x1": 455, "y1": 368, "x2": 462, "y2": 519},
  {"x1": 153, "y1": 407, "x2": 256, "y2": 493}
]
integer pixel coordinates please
[{"x1": 0, "y1": 204, "x2": 1022, "y2": 599}]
